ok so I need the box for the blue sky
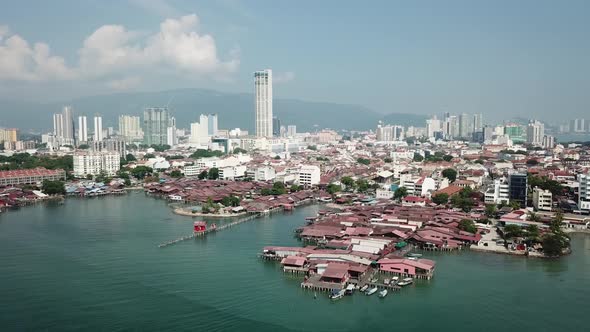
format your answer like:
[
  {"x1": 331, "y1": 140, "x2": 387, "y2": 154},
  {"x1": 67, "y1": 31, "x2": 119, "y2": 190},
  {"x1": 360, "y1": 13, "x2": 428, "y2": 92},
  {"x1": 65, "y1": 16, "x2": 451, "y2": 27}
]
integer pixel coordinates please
[{"x1": 0, "y1": 0, "x2": 589, "y2": 121}]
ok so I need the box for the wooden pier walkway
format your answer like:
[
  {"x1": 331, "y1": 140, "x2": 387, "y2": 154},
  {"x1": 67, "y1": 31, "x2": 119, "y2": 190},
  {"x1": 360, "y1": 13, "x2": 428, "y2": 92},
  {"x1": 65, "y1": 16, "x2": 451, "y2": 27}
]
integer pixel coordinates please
[{"x1": 158, "y1": 213, "x2": 259, "y2": 248}]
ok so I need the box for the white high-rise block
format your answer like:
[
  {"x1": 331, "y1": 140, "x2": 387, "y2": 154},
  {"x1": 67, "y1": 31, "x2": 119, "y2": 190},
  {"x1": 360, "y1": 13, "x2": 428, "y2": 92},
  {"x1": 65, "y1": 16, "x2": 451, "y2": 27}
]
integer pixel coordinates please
[{"x1": 255, "y1": 69, "x2": 273, "y2": 137}]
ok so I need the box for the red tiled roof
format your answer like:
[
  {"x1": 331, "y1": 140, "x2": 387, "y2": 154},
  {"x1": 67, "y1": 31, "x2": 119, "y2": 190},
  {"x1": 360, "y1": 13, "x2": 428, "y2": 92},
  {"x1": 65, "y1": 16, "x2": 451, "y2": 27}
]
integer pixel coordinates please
[{"x1": 0, "y1": 167, "x2": 64, "y2": 179}]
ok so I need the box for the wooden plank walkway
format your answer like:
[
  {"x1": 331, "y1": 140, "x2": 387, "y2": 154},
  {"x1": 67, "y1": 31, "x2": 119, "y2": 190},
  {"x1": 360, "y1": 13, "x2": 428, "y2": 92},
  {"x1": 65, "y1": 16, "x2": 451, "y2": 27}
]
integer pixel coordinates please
[{"x1": 158, "y1": 213, "x2": 259, "y2": 248}]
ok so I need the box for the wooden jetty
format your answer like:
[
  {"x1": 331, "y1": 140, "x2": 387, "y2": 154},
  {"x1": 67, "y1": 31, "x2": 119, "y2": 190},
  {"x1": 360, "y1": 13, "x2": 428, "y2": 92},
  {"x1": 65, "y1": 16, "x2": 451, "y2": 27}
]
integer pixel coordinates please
[{"x1": 157, "y1": 213, "x2": 259, "y2": 248}]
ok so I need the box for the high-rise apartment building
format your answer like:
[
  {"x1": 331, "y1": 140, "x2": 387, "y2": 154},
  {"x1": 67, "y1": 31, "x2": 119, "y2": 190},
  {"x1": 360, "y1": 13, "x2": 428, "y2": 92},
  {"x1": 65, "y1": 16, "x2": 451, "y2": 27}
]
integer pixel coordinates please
[
  {"x1": 473, "y1": 113, "x2": 483, "y2": 132},
  {"x1": 459, "y1": 113, "x2": 472, "y2": 138},
  {"x1": 77, "y1": 116, "x2": 88, "y2": 143},
  {"x1": 143, "y1": 107, "x2": 169, "y2": 146},
  {"x1": 93, "y1": 115, "x2": 103, "y2": 142},
  {"x1": 255, "y1": 69, "x2": 273, "y2": 137},
  {"x1": 287, "y1": 125, "x2": 297, "y2": 138},
  {"x1": 0, "y1": 128, "x2": 18, "y2": 143},
  {"x1": 53, "y1": 113, "x2": 63, "y2": 138},
  {"x1": 526, "y1": 120, "x2": 545, "y2": 146},
  {"x1": 426, "y1": 116, "x2": 442, "y2": 138},
  {"x1": 118, "y1": 115, "x2": 143, "y2": 142},
  {"x1": 62, "y1": 106, "x2": 75, "y2": 145},
  {"x1": 73, "y1": 151, "x2": 121, "y2": 177}
]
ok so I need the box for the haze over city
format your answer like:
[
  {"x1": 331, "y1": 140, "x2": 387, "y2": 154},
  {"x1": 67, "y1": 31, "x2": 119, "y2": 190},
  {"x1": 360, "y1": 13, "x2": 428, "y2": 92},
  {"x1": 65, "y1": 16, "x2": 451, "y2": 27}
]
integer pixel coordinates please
[
  {"x1": 1, "y1": 2, "x2": 590, "y2": 332},
  {"x1": 1, "y1": 0, "x2": 589, "y2": 122}
]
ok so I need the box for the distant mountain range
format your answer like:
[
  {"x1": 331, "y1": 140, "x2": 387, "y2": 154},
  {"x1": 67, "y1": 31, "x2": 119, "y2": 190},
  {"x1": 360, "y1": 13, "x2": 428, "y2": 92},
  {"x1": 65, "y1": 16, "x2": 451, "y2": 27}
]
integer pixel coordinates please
[{"x1": 0, "y1": 88, "x2": 427, "y2": 133}]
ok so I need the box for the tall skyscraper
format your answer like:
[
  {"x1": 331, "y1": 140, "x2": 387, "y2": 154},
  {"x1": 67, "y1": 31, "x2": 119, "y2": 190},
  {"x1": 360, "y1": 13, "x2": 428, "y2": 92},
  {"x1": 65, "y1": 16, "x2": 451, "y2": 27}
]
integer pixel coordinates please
[
  {"x1": 190, "y1": 114, "x2": 210, "y2": 144},
  {"x1": 167, "y1": 117, "x2": 177, "y2": 146},
  {"x1": 93, "y1": 115, "x2": 103, "y2": 142},
  {"x1": 78, "y1": 116, "x2": 88, "y2": 143},
  {"x1": 426, "y1": 116, "x2": 442, "y2": 138},
  {"x1": 143, "y1": 107, "x2": 169, "y2": 146},
  {"x1": 53, "y1": 113, "x2": 63, "y2": 138},
  {"x1": 472, "y1": 113, "x2": 483, "y2": 132},
  {"x1": 273, "y1": 117, "x2": 281, "y2": 137},
  {"x1": 255, "y1": 69, "x2": 273, "y2": 137},
  {"x1": 287, "y1": 125, "x2": 296, "y2": 138},
  {"x1": 459, "y1": 113, "x2": 472, "y2": 138},
  {"x1": 118, "y1": 115, "x2": 143, "y2": 142},
  {"x1": 62, "y1": 106, "x2": 75, "y2": 145},
  {"x1": 207, "y1": 114, "x2": 218, "y2": 136}
]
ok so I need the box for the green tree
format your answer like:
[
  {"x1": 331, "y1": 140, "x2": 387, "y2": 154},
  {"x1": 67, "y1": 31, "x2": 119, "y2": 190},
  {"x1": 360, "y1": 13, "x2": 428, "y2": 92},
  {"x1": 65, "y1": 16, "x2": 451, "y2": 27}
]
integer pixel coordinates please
[
  {"x1": 341, "y1": 176, "x2": 355, "y2": 189},
  {"x1": 393, "y1": 187, "x2": 409, "y2": 201},
  {"x1": 442, "y1": 168, "x2": 458, "y2": 182},
  {"x1": 170, "y1": 170, "x2": 182, "y2": 178},
  {"x1": 41, "y1": 180, "x2": 65, "y2": 195},
  {"x1": 503, "y1": 224, "x2": 523, "y2": 238},
  {"x1": 290, "y1": 184, "x2": 303, "y2": 192},
  {"x1": 509, "y1": 200, "x2": 522, "y2": 210},
  {"x1": 485, "y1": 204, "x2": 497, "y2": 218},
  {"x1": 357, "y1": 157, "x2": 371, "y2": 165},
  {"x1": 326, "y1": 183, "x2": 342, "y2": 195},
  {"x1": 130, "y1": 166, "x2": 153, "y2": 179},
  {"x1": 432, "y1": 193, "x2": 449, "y2": 205},
  {"x1": 125, "y1": 153, "x2": 137, "y2": 162},
  {"x1": 222, "y1": 195, "x2": 241, "y2": 207},
  {"x1": 144, "y1": 153, "x2": 156, "y2": 159},
  {"x1": 208, "y1": 168, "x2": 219, "y2": 180},
  {"x1": 232, "y1": 147, "x2": 248, "y2": 154},
  {"x1": 307, "y1": 145, "x2": 317, "y2": 151},
  {"x1": 458, "y1": 219, "x2": 477, "y2": 234},
  {"x1": 542, "y1": 233, "x2": 565, "y2": 257},
  {"x1": 355, "y1": 179, "x2": 370, "y2": 192},
  {"x1": 413, "y1": 153, "x2": 424, "y2": 162},
  {"x1": 443, "y1": 155, "x2": 453, "y2": 162},
  {"x1": 271, "y1": 182, "x2": 287, "y2": 195},
  {"x1": 198, "y1": 170, "x2": 208, "y2": 180},
  {"x1": 190, "y1": 149, "x2": 224, "y2": 159},
  {"x1": 525, "y1": 224, "x2": 540, "y2": 240},
  {"x1": 77, "y1": 144, "x2": 89, "y2": 149},
  {"x1": 384, "y1": 157, "x2": 393, "y2": 163}
]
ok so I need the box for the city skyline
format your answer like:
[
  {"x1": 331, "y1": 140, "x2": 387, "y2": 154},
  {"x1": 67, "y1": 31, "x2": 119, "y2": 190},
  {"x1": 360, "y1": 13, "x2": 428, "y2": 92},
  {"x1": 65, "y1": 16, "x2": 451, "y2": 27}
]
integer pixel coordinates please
[{"x1": 1, "y1": 0, "x2": 589, "y2": 122}]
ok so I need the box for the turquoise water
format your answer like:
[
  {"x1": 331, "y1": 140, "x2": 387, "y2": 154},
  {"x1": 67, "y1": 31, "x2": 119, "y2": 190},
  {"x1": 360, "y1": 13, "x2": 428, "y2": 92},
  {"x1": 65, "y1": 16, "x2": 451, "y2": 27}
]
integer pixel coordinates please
[{"x1": 0, "y1": 192, "x2": 588, "y2": 331}]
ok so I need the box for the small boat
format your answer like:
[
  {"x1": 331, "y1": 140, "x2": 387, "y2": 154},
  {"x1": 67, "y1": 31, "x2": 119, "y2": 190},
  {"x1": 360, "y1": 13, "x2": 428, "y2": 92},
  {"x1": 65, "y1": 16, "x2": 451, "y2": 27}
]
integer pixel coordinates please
[
  {"x1": 366, "y1": 287, "x2": 378, "y2": 296},
  {"x1": 345, "y1": 284, "x2": 355, "y2": 295},
  {"x1": 360, "y1": 285, "x2": 369, "y2": 292},
  {"x1": 378, "y1": 289, "x2": 388, "y2": 298},
  {"x1": 391, "y1": 276, "x2": 399, "y2": 283},
  {"x1": 397, "y1": 278, "x2": 414, "y2": 286},
  {"x1": 329, "y1": 289, "x2": 346, "y2": 300},
  {"x1": 406, "y1": 253, "x2": 422, "y2": 258},
  {"x1": 370, "y1": 278, "x2": 378, "y2": 283},
  {"x1": 383, "y1": 278, "x2": 390, "y2": 285}
]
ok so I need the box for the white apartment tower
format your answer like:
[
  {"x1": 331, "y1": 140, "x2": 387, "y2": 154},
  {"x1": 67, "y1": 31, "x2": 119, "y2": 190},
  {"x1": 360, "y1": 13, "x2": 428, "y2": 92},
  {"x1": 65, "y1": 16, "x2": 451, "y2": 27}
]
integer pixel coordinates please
[
  {"x1": 118, "y1": 115, "x2": 143, "y2": 142},
  {"x1": 526, "y1": 120, "x2": 545, "y2": 146},
  {"x1": 78, "y1": 116, "x2": 88, "y2": 143},
  {"x1": 93, "y1": 115, "x2": 103, "y2": 142},
  {"x1": 62, "y1": 106, "x2": 75, "y2": 145},
  {"x1": 255, "y1": 69, "x2": 273, "y2": 137}
]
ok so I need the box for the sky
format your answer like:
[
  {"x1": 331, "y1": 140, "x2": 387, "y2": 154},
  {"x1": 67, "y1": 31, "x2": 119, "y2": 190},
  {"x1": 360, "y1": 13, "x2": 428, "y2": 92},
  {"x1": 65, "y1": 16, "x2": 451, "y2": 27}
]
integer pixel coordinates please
[{"x1": 0, "y1": 0, "x2": 589, "y2": 122}]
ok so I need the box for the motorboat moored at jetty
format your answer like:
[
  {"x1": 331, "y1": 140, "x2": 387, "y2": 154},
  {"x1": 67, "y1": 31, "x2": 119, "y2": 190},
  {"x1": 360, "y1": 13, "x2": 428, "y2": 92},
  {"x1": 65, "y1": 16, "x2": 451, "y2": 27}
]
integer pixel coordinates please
[
  {"x1": 378, "y1": 289, "x2": 388, "y2": 298},
  {"x1": 366, "y1": 287, "x2": 378, "y2": 296}
]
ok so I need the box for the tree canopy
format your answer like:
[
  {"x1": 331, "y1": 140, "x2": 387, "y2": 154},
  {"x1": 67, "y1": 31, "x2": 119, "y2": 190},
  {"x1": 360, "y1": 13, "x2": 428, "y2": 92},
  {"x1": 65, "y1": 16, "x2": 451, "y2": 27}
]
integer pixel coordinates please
[
  {"x1": 442, "y1": 168, "x2": 458, "y2": 182},
  {"x1": 458, "y1": 219, "x2": 477, "y2": 234},
  {"x1": 190, "y1": 149, "x2": 224, "y2": 159},
  {"x1": 432, "y1": 193, "x2": 449, "y2": 205},
  {"x1": 393, "y1": 187, "x2": 409, "y2": 201},
  {"x1": 42, "y1": 180, "x2": 65, "y2": 195}
]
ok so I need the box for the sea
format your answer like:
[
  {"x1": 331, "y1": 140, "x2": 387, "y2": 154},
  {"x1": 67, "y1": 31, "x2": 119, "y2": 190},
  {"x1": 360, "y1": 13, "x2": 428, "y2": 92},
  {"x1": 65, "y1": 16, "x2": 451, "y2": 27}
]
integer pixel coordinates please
[{"x1": 1, "y1": 192, "x2": 588, "y2": 332}]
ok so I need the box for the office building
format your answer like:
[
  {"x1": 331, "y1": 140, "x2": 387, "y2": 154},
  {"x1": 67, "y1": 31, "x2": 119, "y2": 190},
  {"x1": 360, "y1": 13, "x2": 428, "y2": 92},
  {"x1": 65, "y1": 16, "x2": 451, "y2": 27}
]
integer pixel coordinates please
[
  {"x1": 73, "y1": 151, "x2": 120, "y2": 177},
  {"x1": 118, "y1": 115, "x2": 143, "y2": 142},
  {"x1": 504, "y1": 124, "x2": 525, "y2": 143},
  {"x1": 459, "y1": 113, "x2": 472, "y2": 138},
  {"x1": 207, "y1": 114, "x2": 218, "y2": 136},
  {"x1": 255, "y1": 69, "x2": 273, "y2": 137},
  {"x1": 426, "y1": 116, "x2": 442, "y2": 138},
  {"x1": 484, "y1": 179, "x2": 510, "y2": 205},
  {"x1": 77, "y1": 116, "x2": 88, "y2": 143},
  {"x1": 190, "y1": 114, "x2": 211, "y2": 144},
  {"x1": 509, "y1": 173, "x2": 528, "y2": 208},
  {"x1": 273, "y1": 117, "x2": 281, "y2": 137},
  {"x1": 143, "y1": 107, "x2": 169, "y2": 146},
  {"x1": 376, "y1": 124, "x2": 404, "y2": 141},
  {"x1": 472, "y1": 113, "x2": 483, "y2": 132},
  {"x1": 297, "y1": 165, "x2": 321, "y2": 186}
]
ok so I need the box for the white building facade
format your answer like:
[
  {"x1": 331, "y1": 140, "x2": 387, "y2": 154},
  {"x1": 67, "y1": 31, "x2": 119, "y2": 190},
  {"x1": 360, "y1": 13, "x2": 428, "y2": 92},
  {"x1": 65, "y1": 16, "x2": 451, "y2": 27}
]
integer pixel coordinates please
[{"x1": 73, "y1": 152, "x2": 120, "y2": 177}]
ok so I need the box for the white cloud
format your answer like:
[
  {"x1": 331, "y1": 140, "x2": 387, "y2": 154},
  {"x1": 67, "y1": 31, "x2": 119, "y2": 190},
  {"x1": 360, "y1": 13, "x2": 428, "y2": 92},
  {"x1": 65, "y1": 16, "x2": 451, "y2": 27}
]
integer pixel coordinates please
[
  {"x1": 274, "y1": 71, "x2": 295, "y2": 83},
  {"x1": 0, "y1": 34, "x2": 76, "y2": 81},
  {"x1": 0, "y1": 14, "x2": 239, "y2": 82},
  {"x1": 106, "y1": 76, "x2": 142, "y2": 90}
]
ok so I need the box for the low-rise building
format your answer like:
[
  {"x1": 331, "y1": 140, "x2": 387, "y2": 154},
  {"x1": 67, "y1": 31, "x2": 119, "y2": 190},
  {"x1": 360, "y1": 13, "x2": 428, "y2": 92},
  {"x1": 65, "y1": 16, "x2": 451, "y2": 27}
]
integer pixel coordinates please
[
  {"x1": 578, "y1": 174, "x2": 590, "y2": 213},
  {"x1": 532, "y1": 187, "x2": 552, "y2": 211},
  {"x1": 484, "y1": 178, "x2": 510, "y2": 205},
  {"x1": 297, "y1": 165, "x2": 320, "y2": 186},
  {"x1": 0, "y1": 168, "x2": 66, "y2": 186}
]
